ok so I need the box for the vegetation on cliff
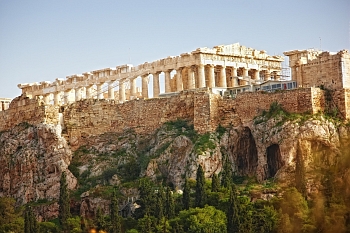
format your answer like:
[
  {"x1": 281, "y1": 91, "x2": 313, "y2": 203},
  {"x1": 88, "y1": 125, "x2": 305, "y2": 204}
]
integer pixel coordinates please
[{"x1": 1, "y1": 102, "x2": 350, "y2": 232}]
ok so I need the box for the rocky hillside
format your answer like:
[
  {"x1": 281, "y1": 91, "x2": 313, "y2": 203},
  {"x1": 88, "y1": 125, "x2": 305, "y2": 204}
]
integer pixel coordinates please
[
  {"x1": 0, "y1": 123, "x2": 77, "y2": 204},
  {"x1": 1, "y1": 103, "x2": 350, "y2": 219}
]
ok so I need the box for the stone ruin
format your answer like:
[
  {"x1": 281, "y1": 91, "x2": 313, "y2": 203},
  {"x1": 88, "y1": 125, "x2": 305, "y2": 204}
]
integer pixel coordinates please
[{"x1": 16, "y1": 43, "x2": 284, "y2": 105}]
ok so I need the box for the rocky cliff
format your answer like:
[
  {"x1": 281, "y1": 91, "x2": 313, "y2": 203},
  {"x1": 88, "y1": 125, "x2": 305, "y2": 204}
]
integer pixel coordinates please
[
  {"x1": 1, "y1": 108, "x2": 350, "y2": 219},
  {"x1": 0, "y1": 123, "x2": 77, "y2": 205}
]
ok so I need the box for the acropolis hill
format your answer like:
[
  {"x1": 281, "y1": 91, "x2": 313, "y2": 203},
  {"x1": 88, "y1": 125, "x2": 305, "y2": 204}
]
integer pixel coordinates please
[{"x1": 1, "y1": 43, "x2": 350, "y2": 148}]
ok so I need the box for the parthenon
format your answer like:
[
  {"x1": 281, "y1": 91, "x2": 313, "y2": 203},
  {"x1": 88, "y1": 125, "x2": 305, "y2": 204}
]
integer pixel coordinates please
[{"x1": 17, "y1": 43, "x2": 284, "y2": 105}]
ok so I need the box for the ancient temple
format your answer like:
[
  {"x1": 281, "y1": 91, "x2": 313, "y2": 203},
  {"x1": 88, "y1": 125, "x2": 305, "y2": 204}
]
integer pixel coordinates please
[{"x1": 17, "y1": 43, "x2": 284, "y2": 105}]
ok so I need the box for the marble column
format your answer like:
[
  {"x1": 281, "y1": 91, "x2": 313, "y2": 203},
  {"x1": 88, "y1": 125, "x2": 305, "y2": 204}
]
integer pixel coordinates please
[
  {"x1": 54, "y1": 92, "x2": 60, "y2": 105},
  {"x1": 130, "y1": 78, "x2": 137, "y2": 98},
  {"x1": 86, "y1": 85, "x2": 93, "y2": 99},
  {"x1": 243, "y1": 68, "x2": 249, "y2": 77},
  {"x1": 43, "y1": 94, "x2": 50, "y2": 105},
  {"x1": 187, "y1": 66, "x2": 195, "y2": 89},
  {"x1": 153, "y1": 72, "x2": 160, "y2": 97},
  {"x1": 64, "y1": 90, "x2": 71, "y2": 104},
  {"x1": 253, "y1": 69, "x2": 260, "y2": 80},
  {"x1": 218, "y1": 66, "x2": 227, "y2": 87},
  {"x1": 96, "y1": 83, "x2": 103, "y2": 99},
  {"x1": 231, "y1": 67, "x2": 238, "y2": 87},
  {"x1": 164, "y1": 70, "x2": 171, "y2": 93},
  {"x1": 108, "y1": 81, "x2": 115, "y2": 100},
  {"x1": 75, "y1": 88, "x2": 82, "y2": 101},
  {"x1": 119, "y1": 81, "x2": 126, "y2": 103},
  {"x1": 264, "y1": 70, "x2": 270, "y2": 81},
  {"x1": 208, "y1": 64, "x2": 215, "y2": 88},
  {"x1": 142, "y1": 74, "x2": 149, "y2": 98},
  {"x1": 198, "y1": 64, "x2": 205, "y2": 88},
  {"x1": 176, "y1": 68, "x2": 183, "y2": 92}
]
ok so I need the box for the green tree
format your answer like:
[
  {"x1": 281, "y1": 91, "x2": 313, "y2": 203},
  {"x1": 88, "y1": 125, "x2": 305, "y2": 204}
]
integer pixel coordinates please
[
  {"x1": 277, "y1": 187, "x2": 310, "y2": 233},
  {"x1": 67, "y1": 216, "x2": 82, "y2": 233},
  {"x1": 227, "y1": 184, "x2": 240, "y2": 233},
  {"x1": 211, "y1": 173, "x2": 220, "y2": 192},
  {"x1": 155, "y1": 185, "x2": 165, "y2": 220},
  {"x1": 195, "y1": 165, "x2": 206, "y2": 208},
  {"x1": 182, "y1": 178, "x2": 190, "y2": 210},
  {"x1": 95, "y1": 207, "x2": 107, "y2": 231},
  {"x1": 156, "y1": 217, "x2": 171, "y2": 233},
  {"x1": 221, "y1": 156, "x2": 232, "y2": 188},
  {"x1": 165, "y1": 187, "x2": 175, "y2": 219},
  {"x1": 24, "y1": 206, "x2": 37, "y2": 233},
  {"x1": 38, "y1": 222, "x2": 59, "y2": 233},
  {"x1": 0, "y1": 197, "x2": 24, "y2": 232},
  {"x1": 59, "y1": 172, "x2": 70, "y2": 232},
  {"x1": 175, "y1": 206, "x2": 227, "y2": 233},
  {"x1": 252, "y1": 205, "x2": 278, "y2": 233},
  {"x1": 138, "y1": 214, "x2": 155, "y2": 233},
  {"x1": 110, "y1": 189, "x2": 122, "y2": 233},
  {"x1": 136, "y1": 178, "x2": 156, "y2": 218}
]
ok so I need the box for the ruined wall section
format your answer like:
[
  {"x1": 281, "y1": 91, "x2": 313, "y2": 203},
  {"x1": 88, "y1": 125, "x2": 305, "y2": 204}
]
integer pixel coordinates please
[
  {"x1": 0, "y1": 96, "x2": 59, "y2": 132},
  {"x1": 332, "y1": 88, "x2": 350, "y2": 119},
  {"x1": 63, "y1": 90, "x2": 212, "y2": 147},
  {"x1": 217, "y1": 88, "x2": 325, "y2": 127}
]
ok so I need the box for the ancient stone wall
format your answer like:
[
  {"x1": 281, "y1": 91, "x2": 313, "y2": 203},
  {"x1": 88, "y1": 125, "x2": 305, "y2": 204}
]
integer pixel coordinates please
[
  {"x1": 0, "y1": 87, "x2": 341, "y2": 146},
  {"x1": 332, "y1": 88, "x2": 350, "y2": 119},
  {"x1": 284, "y1": 49, "x2": 350, "y2": 90},
  {"x1": 0, "y1": 96, "x2": 59, "y2": 132},
  {"x1": 64, "y1": 90, "x2": 203, "y2": 147},
  {"x1": 217, "y1": 88, "x2": 325, "y2": 127}
]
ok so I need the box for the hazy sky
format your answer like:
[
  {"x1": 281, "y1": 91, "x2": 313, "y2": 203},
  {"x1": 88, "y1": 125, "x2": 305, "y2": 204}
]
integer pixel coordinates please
[{"x1": 0, "y1": 0, "x2": 349, "y2": 99}]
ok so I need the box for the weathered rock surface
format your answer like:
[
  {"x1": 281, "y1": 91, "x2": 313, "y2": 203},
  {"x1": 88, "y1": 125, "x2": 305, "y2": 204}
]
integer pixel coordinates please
[
  {"x1": 0, "y1": 123, "x2": 77, "y2": 205},
  {"x1": 2, "y1": 114, "x2": 350, "y2": 219}
]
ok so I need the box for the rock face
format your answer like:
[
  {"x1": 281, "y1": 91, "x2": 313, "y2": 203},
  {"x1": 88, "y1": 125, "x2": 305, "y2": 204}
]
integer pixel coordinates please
[
  {"x1": 2, "y1": 114, "x2": 350, "y2": 219},
  {"x1": 0, "y1": 123, "x2": 77, "y2": 205}
]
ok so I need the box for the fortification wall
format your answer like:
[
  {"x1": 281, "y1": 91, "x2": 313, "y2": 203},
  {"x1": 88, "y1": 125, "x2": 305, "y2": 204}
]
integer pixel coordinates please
[
  {"x1": 63, "y1": 90, "x2": 207, "y2": 147},
  {"x1": 0, "y1": 88, "x2": 335, "y2": 148},
  {"x1": 217, "y1": 88, "x2": 325, "y2": 127},
  {"x1": 0, "y1": 96, "x2": 59, "y2": 132}
]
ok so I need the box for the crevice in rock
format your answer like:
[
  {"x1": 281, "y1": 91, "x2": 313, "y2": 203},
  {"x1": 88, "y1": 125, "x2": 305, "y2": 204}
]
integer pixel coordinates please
[
  {"x1": 266, "y1": 144, "x2": 284, "y2": 178},
  {"x1": 235, "y1": 127, "x2": 258, "y2": 176}
]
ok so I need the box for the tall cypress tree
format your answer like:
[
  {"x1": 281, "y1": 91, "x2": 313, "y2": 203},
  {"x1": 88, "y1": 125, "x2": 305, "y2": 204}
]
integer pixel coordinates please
[
  {"x1": 59, "y1": 171, "x2": 70, "y2": 232},
  {"x1": 182, "y1": 177, "x2": 190, "y2": 210},
  {"x1": 195, "y1": 165, "x2": 206, "y2": 208},
  {"x1": 136, "y1": 178, "x2": 156, "y2": 218},
  {"x1": 110, "y1": 189, "x2": 122, "y2": 233},
  {"x1": 24, "y1": 206, "x2": 37, "y2": 233},
  {"x1": 211, "y1": 173, "x2": 220, "y2": 192},
  {"x1": 227, "y1": 184, "x2": 240, "y2": 233},
  {"x1": 165, "y1": 187, "x2": 175, "y2": 219},
  {"x1": 156, "y1": 184, "x2": 165, "y2": 220},
  {"x1": 221, "y1": 156, "x2": 232, "y2": 188}
]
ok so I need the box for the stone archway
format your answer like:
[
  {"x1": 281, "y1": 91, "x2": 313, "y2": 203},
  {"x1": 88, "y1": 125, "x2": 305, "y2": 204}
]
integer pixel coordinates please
[{"x1": 266, "y1": 144, "x2": 284, "y2": 178}]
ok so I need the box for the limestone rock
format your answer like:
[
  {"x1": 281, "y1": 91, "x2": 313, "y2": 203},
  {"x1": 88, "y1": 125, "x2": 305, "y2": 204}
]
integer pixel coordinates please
[{"x1": 0, "y1": 123, "x2": 77, "y2": 205}]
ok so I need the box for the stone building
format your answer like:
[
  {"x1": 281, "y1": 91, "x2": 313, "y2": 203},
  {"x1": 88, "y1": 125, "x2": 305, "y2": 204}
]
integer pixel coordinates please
[
  {"x1": 0, "y1": 98, "x2": 11, "y2": 111},
  {"x1": 17, "y1": 43, "x2": 284, "y2": 106},
  {"x1": 284, "y1": 49, "x2": 350, "y2": 90}
]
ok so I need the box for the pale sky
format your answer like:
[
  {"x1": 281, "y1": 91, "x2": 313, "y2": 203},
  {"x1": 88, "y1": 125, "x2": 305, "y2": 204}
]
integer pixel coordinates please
[{"x1": 0, "y1": 0, "x2": 349, "y2": 99}]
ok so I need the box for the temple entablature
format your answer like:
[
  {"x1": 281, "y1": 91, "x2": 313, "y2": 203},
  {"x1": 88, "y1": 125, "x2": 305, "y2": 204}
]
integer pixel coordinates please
[{"x1": 18, "y1": 43, "x2": 284, "y2": 106}]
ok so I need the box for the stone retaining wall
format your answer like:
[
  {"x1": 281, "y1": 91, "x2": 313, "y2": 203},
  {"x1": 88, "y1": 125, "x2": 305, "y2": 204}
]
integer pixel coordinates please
[{"x1": 0, "y1": 88, "x2": 339, "y2": 148}]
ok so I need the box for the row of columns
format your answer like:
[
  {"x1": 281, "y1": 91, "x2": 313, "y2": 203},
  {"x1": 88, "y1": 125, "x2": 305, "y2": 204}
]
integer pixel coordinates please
[
  {"x1": 38, "y1": 65, "x2": 280, "y2": 105},
  {"x1": 132, "y1": 64, "x2": 276, "y2": 100}
]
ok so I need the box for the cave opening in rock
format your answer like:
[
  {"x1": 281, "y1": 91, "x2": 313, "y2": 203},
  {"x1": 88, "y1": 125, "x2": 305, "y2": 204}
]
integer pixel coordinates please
[
  {"x1": 266, "y1": 144, "x2": 284, "y2": 178},
  {"x1": 236, "y1": 127, "x2": 258, "y2": 176}
]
